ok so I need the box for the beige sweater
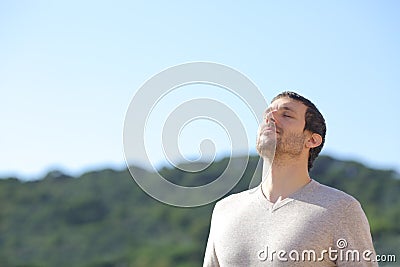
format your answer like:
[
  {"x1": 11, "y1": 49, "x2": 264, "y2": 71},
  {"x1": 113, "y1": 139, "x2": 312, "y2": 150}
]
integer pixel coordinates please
[{"x1": 203, "y1": 179, "x2": 378, "y2": 266}]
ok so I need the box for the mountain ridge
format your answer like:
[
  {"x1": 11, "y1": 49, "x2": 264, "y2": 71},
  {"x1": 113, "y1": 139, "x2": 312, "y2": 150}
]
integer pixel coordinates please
[{"x1": 0, "y1": 155, "x2": 399, "y2": 267}]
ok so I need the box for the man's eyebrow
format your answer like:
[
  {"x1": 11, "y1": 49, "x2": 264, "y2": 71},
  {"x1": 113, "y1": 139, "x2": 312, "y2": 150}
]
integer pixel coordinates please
[
  {"x1": 264, "y1": 106, "x2": 297, "y2": 114},
  {"x1": 281, "y1": 106, "x2": 296, "y2": 113}
]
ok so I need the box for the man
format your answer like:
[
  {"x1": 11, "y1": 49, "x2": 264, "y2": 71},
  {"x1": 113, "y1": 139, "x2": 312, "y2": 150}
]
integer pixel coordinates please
[{"x1": 203, "y1": 91, "x2": 377, "y2": 266}]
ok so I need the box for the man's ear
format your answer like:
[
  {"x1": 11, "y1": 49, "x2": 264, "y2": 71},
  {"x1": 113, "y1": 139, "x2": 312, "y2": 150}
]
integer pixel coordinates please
[{"x1": 306, "y1": 133, "x2": 322, "y2": 149}]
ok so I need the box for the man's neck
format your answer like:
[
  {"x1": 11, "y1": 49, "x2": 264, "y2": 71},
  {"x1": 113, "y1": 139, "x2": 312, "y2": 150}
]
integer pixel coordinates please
[{"x1": 261, "y1": 156, "x2": 311, "y2": 203}]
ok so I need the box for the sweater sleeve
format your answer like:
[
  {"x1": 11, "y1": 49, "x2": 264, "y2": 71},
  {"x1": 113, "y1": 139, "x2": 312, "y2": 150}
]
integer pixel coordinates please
[
  {"x1": 203, "y1": 204, "x2": 220, "y2": 267},
  {"x1": 334, "y1": 199, "x2": 378, "y2": 267}
]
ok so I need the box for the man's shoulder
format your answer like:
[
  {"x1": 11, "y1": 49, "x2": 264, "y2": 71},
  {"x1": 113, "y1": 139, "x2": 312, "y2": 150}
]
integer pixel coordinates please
[
  {"x1": 311, "y1": 179, "x2": 360, "y2": 208},
  {"x1": 214, "y1": 187, "x2": 259, "y2": 212}
]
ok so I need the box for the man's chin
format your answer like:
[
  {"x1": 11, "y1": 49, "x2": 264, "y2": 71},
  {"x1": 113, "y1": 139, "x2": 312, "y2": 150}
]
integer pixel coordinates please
[{"x1": 256, "y1": 146, "x2": 276, "y2": 159}]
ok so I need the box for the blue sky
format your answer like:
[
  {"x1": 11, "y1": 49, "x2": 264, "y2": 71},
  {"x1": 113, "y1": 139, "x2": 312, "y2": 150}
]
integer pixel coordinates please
[{"x1": 1, "y1": 1, "x2": 399, "y2": 179}]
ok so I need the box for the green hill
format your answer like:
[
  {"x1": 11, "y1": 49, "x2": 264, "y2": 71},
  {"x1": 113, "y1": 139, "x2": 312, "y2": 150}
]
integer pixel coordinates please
[{"x1": 0, "y1": 155, "x2": 399, "y2": 267}]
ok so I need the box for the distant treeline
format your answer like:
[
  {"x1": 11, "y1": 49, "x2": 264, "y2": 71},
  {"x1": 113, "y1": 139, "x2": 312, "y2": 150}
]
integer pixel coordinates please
[{"x1": 0, "y1": 155, "x2": 399, "y2": 267}]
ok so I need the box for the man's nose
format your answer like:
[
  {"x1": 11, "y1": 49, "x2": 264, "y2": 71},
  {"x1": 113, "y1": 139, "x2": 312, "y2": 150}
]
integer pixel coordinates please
[{"x1": 265, "y1": 110, "x2": 276, "y2": 124}]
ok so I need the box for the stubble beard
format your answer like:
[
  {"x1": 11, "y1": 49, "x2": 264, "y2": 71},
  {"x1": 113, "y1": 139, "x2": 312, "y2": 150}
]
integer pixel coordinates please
[
  {"x1": 256, "y1": 135, "x2": 276, "y2": 159},
  {"x1": 275, "y1": 131, "x2": 306, "y2": 158},
  {"x1": 257, "y1": 130, "x2": 306, "y2": 163}
]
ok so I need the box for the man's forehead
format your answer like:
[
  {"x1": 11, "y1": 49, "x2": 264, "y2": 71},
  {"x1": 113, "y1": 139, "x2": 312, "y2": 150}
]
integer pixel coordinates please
[{"x1": 266, "y1": 97, "x2": 307, "y2": 113}]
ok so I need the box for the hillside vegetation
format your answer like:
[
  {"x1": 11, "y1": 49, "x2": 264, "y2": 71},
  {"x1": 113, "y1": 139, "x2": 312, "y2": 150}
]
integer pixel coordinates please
[{"x1": 0, "y1": 155, "x2": 399, "y2": 267}]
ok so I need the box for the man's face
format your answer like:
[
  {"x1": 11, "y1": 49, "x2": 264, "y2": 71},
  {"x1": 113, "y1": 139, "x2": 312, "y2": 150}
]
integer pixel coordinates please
[{"x1": 256, "y1": 97, "x2": 308, "y2": 158}]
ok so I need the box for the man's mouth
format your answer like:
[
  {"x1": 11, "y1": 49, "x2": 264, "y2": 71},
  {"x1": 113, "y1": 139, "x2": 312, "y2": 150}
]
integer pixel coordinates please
[
  {"x1": 260, "y1": 129, "x2": 280, "y2": 136},
  {"x1": 261, "y1": 125, "x2": 280, "y2": 134},
  {"x1": 264, "y1": 128, "x2": 275, "y2": 132}
]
